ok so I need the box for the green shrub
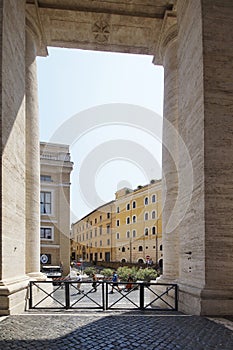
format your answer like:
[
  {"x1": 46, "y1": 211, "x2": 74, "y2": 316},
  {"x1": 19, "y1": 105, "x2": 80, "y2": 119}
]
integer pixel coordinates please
[
  {"x1": 117, "y1": 266, "x2": 137, "y2": 281},
  {"x1": 136, "y1": 268, "x2": 157, "y2": 282},
  {"x1": 101, "y1": 268, "x2": 113, "y2": 278},
  {"x1": 83, "y1": 266, "x2": 96, "y2": 276}
]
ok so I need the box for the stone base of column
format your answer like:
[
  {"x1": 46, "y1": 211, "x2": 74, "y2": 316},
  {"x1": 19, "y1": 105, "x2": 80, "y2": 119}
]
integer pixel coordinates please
[
  {"x1": 27, "y1": 272, "x2": 47, "y2": 280},
  {"x1": 155, "y1": 276, "x2": 233, "y2": 316},
  {"x1": 0, "y1": 273, "x2": 47, "y2": 315},
  {"x1": 0, "y1": 276, "x2": 30, "y2": 315},
  {"x1": 178, "y1": 283, "x2": 233, "y2": 316}
]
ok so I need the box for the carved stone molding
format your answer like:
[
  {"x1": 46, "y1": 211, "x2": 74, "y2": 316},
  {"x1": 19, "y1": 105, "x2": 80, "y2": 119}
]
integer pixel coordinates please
[
  {"x1": 153, "y1": 10, "x2": 177, "y2": 65},
  {"x1": 92, "y1": 20, "x2": 110, "y2": 43},
  {"x1": 26, "y1": 1, "x2": 48, "y2": 56}
]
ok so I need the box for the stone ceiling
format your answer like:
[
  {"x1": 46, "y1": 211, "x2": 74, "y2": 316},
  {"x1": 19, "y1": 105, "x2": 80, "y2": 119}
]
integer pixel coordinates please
[{"x1": 26, "y1": 0, "x2": 176, "y2": 56}]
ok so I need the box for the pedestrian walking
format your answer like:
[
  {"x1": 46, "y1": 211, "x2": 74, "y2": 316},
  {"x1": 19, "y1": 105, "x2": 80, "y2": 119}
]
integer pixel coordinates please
[
  {"x1": 76, "y1": 272, "x2": 83, "y2": 294},
  {"x1": 109, "y1": 271, "x2": 121, "y2": 293},
  {"x1": 92, "y1": 273, "x2": 97, "y2": 292}
]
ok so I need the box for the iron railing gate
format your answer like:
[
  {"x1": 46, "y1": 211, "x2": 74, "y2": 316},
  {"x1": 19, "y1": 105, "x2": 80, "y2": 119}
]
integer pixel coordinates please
[{"x1": 29, "y1": 281, "x2": 178, "y2": 311}]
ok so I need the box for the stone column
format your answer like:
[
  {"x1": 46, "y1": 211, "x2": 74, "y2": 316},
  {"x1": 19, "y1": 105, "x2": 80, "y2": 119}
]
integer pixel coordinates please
[
  {"x1": 153, "y1": 11, "x2": 180, "y2": 282},
  {"x1": 25, "y1": 28, "x2": 42, "y2": 278}
]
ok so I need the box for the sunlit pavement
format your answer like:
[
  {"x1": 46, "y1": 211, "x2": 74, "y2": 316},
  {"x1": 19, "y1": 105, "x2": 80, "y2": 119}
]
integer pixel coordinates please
[{"x1": 0, "y1": 310, "x2": 232, "y2": 349}]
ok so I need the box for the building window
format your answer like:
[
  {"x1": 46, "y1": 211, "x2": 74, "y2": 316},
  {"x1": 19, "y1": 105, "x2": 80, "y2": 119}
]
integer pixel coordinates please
[
  {"x1": 100, "y1": 240, "x2": 102, "y2": 247},
  {"x1": 116, "y1": 207, "x2": 120, "y2": 213},
  {"x1": 40, "y1": 192, "x2": 52, "y2": 214},
  {"x1": 132, "y1": 201, "x2": 136, "y2": 209},
  {"x1": 144, "y1": 228, "x2": 149, "y2": 236},
  {"x1": 116, "y1": 219, "x2": 120, "y2": 227},
  {"x1": 116, "y1": 232, "x2": 120, "y2": 239},
  {"x1": 95, "y1": 218, "x2": 97, "y2": 224},
  {"x1": 100, "y1": 215, "x2": 102, "y2": 222},
  {"x1": 100, "y1": 253, "x2": 102, "y2": 259},
  {"x1": 138, "y1": 246, "x2": 143, "y2": 252},
  {"x1": 132, "y1": 229, "x2": 136, "y2": 238},
  {"x1": 122, "y1": 247, "x2": 125, "y2": 252},
  {"x1": 152, "y1": 226, "x2": 157, "y2": 235},
  {"x1": 107, "y1": 225, "x2": 110, "y2": 234},
  {"x1": 132, "y1": 215, "x2": 136, "y2": 223},
  {"x1": 144, "y1": 197, "x2": 149, "y2": 205},
  {"x1": 126, "y1": 231, "x2": 130, "y2": 238},
  {"x1": 40, "y1": 227, "x2": 53, "y2": 240},
  {"x1": 107, "y1": 212, "x2": 111, "y2": 219},
  {"x1": 126, "y1": 203, "x2": 130, "y2": 211},
  {"x1": 99, "y1": 226, "x2": 102, "y2": 235},
  {"x1": 144, "y1": 212, "x2": 149, "y2": 221},
  {"x1": 126, "y1": 217, "x2": 130, "y2": 224},
  {"x1": 152, "y1": 194, "x2": 157, "y2": 203},
  {"x1": 107, "y1": 239, "x2": 110, "y2": 246},
  {"x1": 160, "y1": 244, "x2": 163, "y2": 251},
  {"x1": 95, "y1": 228, "x2": 97, "y2": 237},
  {"x1": 95, "y1": 242, "x2": 97, "y2": 247},
  {"x1": 40, "y1": 175, "x2": 52, "y2": 182},
  {"x1": 151, "y1": 210, "x2": 157, "y2": 219},
  {"x1": 90, "y1": 230, "x2": 92, "y2": 238}
]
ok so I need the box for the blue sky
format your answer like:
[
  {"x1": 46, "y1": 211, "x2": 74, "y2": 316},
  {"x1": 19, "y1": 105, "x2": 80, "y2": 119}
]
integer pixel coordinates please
[{"x1": 37, "y1": 48, "x2": 164, "y2": 221}]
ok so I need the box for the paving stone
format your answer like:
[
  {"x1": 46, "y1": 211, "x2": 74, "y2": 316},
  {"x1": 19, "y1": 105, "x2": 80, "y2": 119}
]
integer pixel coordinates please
[{"x1": 0, "y1": 312, "x2": 232, "y2": 349}]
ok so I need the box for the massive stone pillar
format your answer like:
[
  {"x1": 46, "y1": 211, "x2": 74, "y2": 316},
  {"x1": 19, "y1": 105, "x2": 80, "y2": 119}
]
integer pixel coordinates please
[
  {"x1": 176, "y1": 0, "x2": 233, "y2": 315},
  {"x1": 153, "y1": 11, "x2": 180, "y2": 282},
  {"x1": 0, "y1": 0, "x2": 29, "y2": 315},
  {"x1": 25, "y1": 28, "x2": 41, "y2": 277}
]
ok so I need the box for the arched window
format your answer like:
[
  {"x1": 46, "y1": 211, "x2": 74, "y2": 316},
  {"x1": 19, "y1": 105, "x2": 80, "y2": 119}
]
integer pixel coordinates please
[
  {"x1": 126, "y1": 203, "x2": 130, "y2": 210},
  {"x1": 132, "y1": 215, "x2": 137, "y2": 223},
  {"x1": 132, "y1": 201, "x2": 136, "y2": 209},
  {"x1": 144, "y1": 197, "x2": 149, "y2": 205},
  {"x1": 132, "y1": 229, "x2": 136, "y2": 238},
  {"x1": 144, "y1": 228, "x2": 149, "y2": 236},
  {"x1": 122, "y1": 247, "x2": 125, "y2": 252},
  {"x1": 138, "y1": 245, "x2": 143, "y2": 252},
  {"x1": 151, "y1": 210, "x2": 157, "y2": 219},
  {"x1": 126, "y1": 217, "x2": 130, "y2": 224},
  {"x1": 160, "y1": 244, "x2": 163, "y2": 251},
  {"x1": 126, "y1": 231, "x2": 130, "y2": 238},
  {"x1": 144, "y1": 212, "x2": 149, "y2": 220},
  {"x1": 152, "y1": 226, "x2": 157, "y2": 235},
  {"x1": 152, "y1": 194, "x2": 157, "y2": 203}
]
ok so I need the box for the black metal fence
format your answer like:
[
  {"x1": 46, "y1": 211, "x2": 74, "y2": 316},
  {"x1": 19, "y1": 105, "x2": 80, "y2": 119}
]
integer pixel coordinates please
[{"x1": 29, "y1": 281, "x2": 178, "y2": 311}]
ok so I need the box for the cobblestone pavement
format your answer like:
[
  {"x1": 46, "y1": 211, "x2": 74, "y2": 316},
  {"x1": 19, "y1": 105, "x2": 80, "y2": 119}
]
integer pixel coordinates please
[{"x1": 0, "y1": 311, "x2": 233, "y2": 350}]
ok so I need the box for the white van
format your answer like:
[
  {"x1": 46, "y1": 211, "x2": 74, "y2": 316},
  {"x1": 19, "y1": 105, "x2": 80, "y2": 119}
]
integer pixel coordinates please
[{"x1": 42, "y1": 265, "x2": 62, "y2": 278}]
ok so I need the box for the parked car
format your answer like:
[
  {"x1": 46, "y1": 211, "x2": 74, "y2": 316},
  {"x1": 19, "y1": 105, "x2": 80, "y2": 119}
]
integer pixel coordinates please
[{"x1": 42, "y1": 265, "x2": 62, "y2": 279}]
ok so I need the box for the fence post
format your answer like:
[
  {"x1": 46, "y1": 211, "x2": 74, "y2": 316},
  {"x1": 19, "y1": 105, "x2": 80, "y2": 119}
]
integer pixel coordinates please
[
  {"x1": 175, "y1": 284, "x2": 178, "y2": 311},
  {"x1": 29, "y1": 282, "x2": 33, "y2": 309},
  {"x1": 139, "y1": 283, "x2": 144, "y2": 309},
  {"x1": 102, "y1": 282, "x2": 106, "y2": 311},
  {"x1": 65, "y1": 282, "x2": 70, "y2": 309}
]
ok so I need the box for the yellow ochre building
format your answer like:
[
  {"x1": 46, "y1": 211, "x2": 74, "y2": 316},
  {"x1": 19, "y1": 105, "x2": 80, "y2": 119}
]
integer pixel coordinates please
[{"x1": 71, "y1": 180, "x2": 162, "y2": 268}]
